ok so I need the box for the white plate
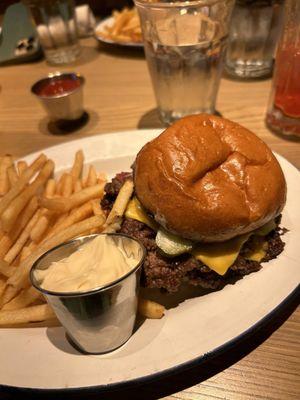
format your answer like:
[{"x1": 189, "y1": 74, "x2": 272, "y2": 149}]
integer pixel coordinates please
[
  {"x1": 94, "y1": 17, "x2": 143, "y2": 48},
  {"x1": 1, "y1": 129, "x2": 299, "y2": 393}
]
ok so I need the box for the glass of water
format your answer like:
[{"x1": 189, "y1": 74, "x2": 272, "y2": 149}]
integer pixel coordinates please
[
  {"x1": 134, "y1": 0, "x2": 235, "y2": 125},
  {"x1": 225, "y1": 0, "x2": 284, "y2": 79},
  {"x1": 23, "y1": 0, "x2": 81, "y2": 64}
]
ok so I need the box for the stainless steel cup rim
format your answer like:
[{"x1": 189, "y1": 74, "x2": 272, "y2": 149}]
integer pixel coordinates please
[
  {"x1": 134, "y1": 0, "x2": 225, "y2": 8},
  {"x1": 30, "y1": 233, "x2": 146, "y2": 298},
  {"x1": 31, "y1": 72, "x2": 85, "y2": 99}
]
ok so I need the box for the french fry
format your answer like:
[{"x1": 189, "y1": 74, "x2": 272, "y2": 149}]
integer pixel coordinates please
[
  {"x1": 0, "y1": 278, "x2": 6, "y2": 298},
  {"x1": 0, "y1": 196, "x2": 38, "y2": 258},
  {"x1": 71, "y1": 150, "x2": 84, "y2": 181},
  {"x1": 20, "y1": 243, "x2": 36, "y2": 262},
  {"x1": 17, "y1": 160, "x2": 28, "y2": 176},
  {"x1": 0, "y1": 260, "x2": 17, "y2": 278},
  {"x1": 86, "y1": 165, "x2": 97, "y2": 187},
  {"x1": 40, "y1": 183, "x2": 105, "y2": 214},
  {"x1": 82, "y1": 176, "x2": 88, "y2": 188},
  {"x1": 1, "y1": 285, "x2": 20, "y2": 307},
  {"x1": 91, "y1": 199, "x2": 105, "y2": 217},
  {"x1": 47, "y1": 201, "x2": 94, "y2": 238},
  {"x1": 44, "y1": 178, "x2": 56, "y2": 198},
  {"x1": 0, "y1": 153, "x2": 47, "y2": 217},
  {"x1": 7, "y1": 164, "x2": 18, "y2": 186},
  {"x1": 4, "y1": 210, "x2": 41, "y2": 264},
  {"x1": 1, "y1": 159, "x2": 54, "y2": 232},
  {"x1": 48, "y1": 212, "x2": 67, "y2": 233},
  {"x1": 97, "y1": 172, "x2": 107, "y2": 183},
  {"x1": 56, "y1": 173, "x2": 67, "y2": 195},
  {"x1": 74, "y1": 179, "x2": 82, "y2": 193},
  {"x1": 105, "y1": 179, "x2": 133, "y2": 228},
  {"x1": 8, "y1": 214, "x2": 106, "y2": 289},
  {"x1": 138, "y1": 298, "x2": 165, "y2": 319},
  {"x1": 2, "y1": 286, "x2": 42, "y2": 311},
  {"x1": 30, "y1": 212, "x2": 52, "y2": 244},
  {"x1": 0, "y1": 304, "x2": 55, "y2": 326},
  {"x1": 62, "y1": 173, "x2": 73, "y2": 197},
  {"x1": 0, "y1": 155, "x2": 12, "y2": 195},
  {"x1": 0, "y1": 236, "x2": 14, "y2": 260}
]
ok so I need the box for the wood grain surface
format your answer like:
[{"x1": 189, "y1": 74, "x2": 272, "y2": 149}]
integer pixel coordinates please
[{"x1": 0, "y1": 38, "x2": 299, "y2": 400}]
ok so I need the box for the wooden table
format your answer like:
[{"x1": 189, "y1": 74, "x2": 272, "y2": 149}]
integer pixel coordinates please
[{"x1": 0, "y1": 38, "x2": 299, "y2": 400}]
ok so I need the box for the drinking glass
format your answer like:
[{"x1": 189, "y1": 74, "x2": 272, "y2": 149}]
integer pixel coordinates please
[
  {"x1": 23, "y1": 0, "x2": 81, "y2": 64},
  {"x1": 134, "y1": 0, "x2": 235, "y2": 125},
  {"x1": 266, "y1": 0, "x2": 300, "y2": 138},
  {"x1": 225, "y1": 0, "x2": 284, "y2": 79}
]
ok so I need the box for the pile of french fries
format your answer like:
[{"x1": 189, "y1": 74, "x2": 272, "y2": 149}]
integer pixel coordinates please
[
  {"x1": 0, "y1": 151, "x2": 108, "y2": 326},
  {"x1": 0, "y1": 151, "x2": 164, "y2": 327},
  {"x1": 97, "y1": 7, "x2": 143, "y2": 44}
]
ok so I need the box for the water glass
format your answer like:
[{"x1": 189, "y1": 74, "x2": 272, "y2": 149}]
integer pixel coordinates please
[
  {"x1": 134, "y1": 0, "x2": 235, "y2": 125},
  {"x1": 266, "y1": 0, "x2": 300, "y2": 138},
  {"x1": 23, "y1": 0, "x2": 81, "y2": 64},
  {"x1": 225, "y1": 0, "x2": 284, "y2": 79}
]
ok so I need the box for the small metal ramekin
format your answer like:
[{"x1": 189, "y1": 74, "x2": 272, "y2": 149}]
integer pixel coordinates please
[
  {"x1": 31, "y1": 72, "x2": 85, "y2": 121},
  {"x1": 30, "y1": 233, "x2": 146, "y2": 354}
]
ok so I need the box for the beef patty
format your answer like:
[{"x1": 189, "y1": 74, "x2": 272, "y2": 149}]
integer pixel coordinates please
[{"x1": 102, "y1": 174, "x2": 285, "y2": 293}]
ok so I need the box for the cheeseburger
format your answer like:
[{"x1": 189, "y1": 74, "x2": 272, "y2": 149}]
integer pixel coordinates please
[{"x1": 102, "y1": 114, "x2": 286, "y2": 293}]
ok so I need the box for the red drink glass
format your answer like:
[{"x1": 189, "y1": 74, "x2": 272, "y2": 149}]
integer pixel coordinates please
[{"x1": 266, "y1": 0, "x2": 300, "y2": 138}]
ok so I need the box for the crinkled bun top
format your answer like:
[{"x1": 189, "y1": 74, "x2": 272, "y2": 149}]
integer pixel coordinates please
[{"x1": 134, "y1": 114, "x2": 286, "y2": 242}]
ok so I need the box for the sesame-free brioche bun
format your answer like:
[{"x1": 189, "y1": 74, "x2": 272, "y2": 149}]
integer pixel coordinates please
[{"x1": 134, "y1": 114, "x2": 286, "y2": 242}]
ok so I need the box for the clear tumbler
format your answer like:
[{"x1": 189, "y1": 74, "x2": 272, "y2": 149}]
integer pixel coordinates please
[
  {"x1": 23, "y1": 0, "x2": 81, "y2": 64},
  {"x1": 266, "y1": 0, "x2": 300, "y2": 138},
  {"x1": 225, "y1": 0, "x2": 284, "y2": 79},
  {"x1": 135, "y1": 0, "x2": 235, "y2": 125}
]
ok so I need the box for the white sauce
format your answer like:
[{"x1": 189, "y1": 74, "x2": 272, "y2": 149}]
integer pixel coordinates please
[{"x1": 35, "y1": 235, "x2": 141, "y2": 292}]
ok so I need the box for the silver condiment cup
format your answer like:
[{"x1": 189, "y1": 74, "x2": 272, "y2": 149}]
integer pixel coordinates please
[
  {"x1": 30, "y1": 233, "x2": 146, "y2": 354},
  {"x1": 31, "y1": 72, "x2": 85, "y2": 121}
]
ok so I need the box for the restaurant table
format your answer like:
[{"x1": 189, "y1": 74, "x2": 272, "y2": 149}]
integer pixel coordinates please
[{"x1": 0, "y1": 38, "x2": 299, "y2": 400}]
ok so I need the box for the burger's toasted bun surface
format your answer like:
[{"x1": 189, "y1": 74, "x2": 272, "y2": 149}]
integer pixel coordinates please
[{"x1": 134, "y1": 114, "x2": 286, "y2": 242}]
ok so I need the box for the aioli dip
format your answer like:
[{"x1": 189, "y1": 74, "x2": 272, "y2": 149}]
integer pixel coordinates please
[{"x1": 35, "y1": 235, "x2": 141, "y2": 293}]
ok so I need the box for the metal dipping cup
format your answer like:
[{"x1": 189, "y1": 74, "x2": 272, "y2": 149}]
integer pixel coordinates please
[
  {"x1": 30, "y1": 233, "x2": 146, "y2": 354},
  {"x1": 31, "y1": 72, "x2": 85, "y2": 122}
]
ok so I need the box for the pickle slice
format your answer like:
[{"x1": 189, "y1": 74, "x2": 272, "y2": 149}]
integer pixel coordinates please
[{"x1": 155, "y1": 228, "x2": 194, "y2": 257}]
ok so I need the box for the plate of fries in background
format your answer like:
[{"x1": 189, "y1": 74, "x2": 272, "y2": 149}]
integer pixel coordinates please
[
  {"x1": 0, "y1": 129, "x2": 299, "y2": 393},
  {"x1": 95, "y1": 7, "x2": 143, "y2": 47}
]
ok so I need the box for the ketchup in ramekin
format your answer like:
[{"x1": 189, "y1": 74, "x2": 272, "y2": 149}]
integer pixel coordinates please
[
  {"x1": 36, "y1": 77, "x2": 81, "y2": 97},
  {"x1": 31, "y1": 72, "x2": 85, "y2": 122}
]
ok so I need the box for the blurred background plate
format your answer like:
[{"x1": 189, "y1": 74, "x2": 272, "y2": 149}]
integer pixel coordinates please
[{"x1": 95, "y1": 16, "x2": 143, "y2": 48}]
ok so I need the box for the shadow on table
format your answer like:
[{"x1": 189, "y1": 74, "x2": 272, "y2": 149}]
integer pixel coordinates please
[
  {"x1": 38, "y1": 108, "x2": 100, "y2": 136},
  {"x1": 1, "y1": 288, "x2": 298, "y2": 400},
  {"x1": 138, "y1": 108, "x2": 164, "y2": 129},
  {"x1": 97, "y1": 42, "x2": 145, "y2": 60}
]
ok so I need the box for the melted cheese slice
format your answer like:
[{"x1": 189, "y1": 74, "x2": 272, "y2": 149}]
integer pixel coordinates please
[
  {"x1": 192, "y1": 234, "x2": 250, "y2": 276},
  {"x1": 192, "y1": 220, "x2": 275, "y2": 276},
  {"x1": 125, "y1": 197, "x2": 158, "y2": 231}
]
